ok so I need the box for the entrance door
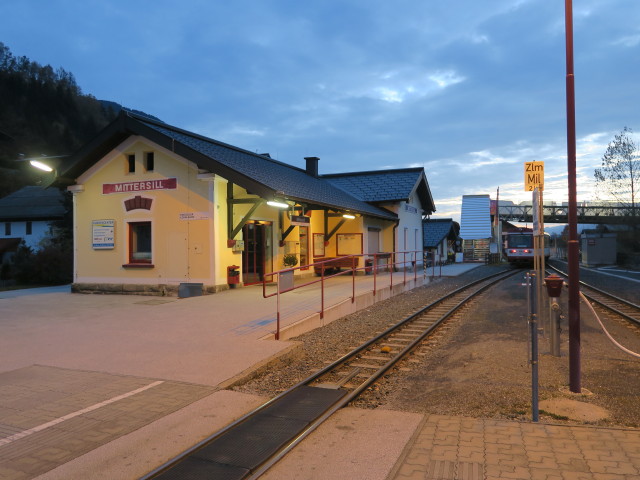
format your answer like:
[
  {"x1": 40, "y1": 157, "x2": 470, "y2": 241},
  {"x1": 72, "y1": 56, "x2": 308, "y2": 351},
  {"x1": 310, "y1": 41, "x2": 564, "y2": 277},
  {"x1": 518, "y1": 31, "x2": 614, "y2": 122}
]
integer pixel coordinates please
[
  {"x1": 242, "y1": 222, "x2": 271, "y2": 284},
  {"x1": 299, "y1": 226, "x2": 309, "y2": 269},
  {"x1": 367, "y1": 227, "x2": 380, "y2": 254}
]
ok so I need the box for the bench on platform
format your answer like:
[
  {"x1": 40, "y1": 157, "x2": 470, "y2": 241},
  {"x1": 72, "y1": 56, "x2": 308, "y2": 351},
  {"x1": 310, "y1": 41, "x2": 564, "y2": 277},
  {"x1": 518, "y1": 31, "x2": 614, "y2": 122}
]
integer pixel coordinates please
[{"x1": 313, "y1": 256, "x2": 359, "y2": 275}]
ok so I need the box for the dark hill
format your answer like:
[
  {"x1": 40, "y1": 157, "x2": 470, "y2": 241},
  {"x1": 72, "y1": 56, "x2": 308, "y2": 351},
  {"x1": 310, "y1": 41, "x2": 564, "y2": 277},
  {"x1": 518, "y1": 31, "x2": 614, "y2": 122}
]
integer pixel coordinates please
[{"x1": 0, "y1": 42, "x2": 159, "y2": 197}]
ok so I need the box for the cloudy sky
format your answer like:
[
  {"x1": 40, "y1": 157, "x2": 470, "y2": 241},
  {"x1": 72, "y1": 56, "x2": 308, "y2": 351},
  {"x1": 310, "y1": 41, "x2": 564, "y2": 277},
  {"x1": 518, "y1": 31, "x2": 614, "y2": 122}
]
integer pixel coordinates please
[{"x1": 2, "y1": 0, "x2": 639, "y2": 220}]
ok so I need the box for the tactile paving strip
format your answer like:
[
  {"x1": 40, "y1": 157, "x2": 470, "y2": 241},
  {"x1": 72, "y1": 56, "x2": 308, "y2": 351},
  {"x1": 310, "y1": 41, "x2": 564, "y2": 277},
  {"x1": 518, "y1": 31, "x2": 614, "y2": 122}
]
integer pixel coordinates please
[{"x1": 152, "y1": 386, "x2": 347, "y2": 479}]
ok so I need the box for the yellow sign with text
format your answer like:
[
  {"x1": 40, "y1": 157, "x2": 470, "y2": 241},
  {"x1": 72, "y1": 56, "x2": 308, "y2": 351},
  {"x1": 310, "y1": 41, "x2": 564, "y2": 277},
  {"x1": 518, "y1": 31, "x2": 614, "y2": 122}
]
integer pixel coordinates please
[{"x1": 524, "y1": 161, "x2": 544, "y2": 191}]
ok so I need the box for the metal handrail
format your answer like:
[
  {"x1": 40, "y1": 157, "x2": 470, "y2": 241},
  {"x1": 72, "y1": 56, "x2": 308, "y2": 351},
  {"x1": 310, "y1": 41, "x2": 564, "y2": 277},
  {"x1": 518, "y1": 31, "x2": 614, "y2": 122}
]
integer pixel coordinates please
[{"x1": 263, "y1": 250, "x2": 423, "y2": 339}]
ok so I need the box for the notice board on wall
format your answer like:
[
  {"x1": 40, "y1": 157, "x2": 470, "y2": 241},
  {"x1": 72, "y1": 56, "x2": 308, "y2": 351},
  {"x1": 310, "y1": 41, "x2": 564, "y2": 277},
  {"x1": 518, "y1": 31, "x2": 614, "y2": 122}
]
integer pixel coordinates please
[
  {"x1": 92, "y1": 219, "x2": 115, "y2": 249},
  {"x1": 336, "y1": 233, "x2": 362, "y2": 256},
  {"x1": 313, "y1": 233, "x2": 325, "y2": 257}
]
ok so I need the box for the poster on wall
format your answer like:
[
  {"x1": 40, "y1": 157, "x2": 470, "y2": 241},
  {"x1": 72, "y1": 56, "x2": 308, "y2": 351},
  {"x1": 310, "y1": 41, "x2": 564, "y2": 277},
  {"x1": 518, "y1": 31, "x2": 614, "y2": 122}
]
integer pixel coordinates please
[
  {"x1": 337, "y1": 233, "x2": 363, "y2": 256},
  {"x1": 313, "y1": 233, "x2": 325, "y2": 257},
  {"x1": 92, "y1": 219, "x2": 115, "y2": 249}
]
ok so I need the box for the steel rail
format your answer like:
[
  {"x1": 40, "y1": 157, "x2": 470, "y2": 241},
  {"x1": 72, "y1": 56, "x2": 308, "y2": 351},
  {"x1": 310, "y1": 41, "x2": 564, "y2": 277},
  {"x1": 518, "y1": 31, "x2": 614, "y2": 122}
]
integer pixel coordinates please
[
  {"x1": 143, "y1": 268, "x2": 519, "y2": 480},
  {"x1": 547, "y1": 264, "x2": 640, "y2": 327},
  {"x1": 247, "y1": 268, "x2": 520, "y2": 479}
]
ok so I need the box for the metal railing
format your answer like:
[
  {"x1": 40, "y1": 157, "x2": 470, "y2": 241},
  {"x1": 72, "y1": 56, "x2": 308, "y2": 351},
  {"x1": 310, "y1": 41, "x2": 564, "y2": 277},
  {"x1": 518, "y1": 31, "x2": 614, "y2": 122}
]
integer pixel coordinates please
[{"x1": 263, "y1": 250, "x2": 423, "y2": 339}]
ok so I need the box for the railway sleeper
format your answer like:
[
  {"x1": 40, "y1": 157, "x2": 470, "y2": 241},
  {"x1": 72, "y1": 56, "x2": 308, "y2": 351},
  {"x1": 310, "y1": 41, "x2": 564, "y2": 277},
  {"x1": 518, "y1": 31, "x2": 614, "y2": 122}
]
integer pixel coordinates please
[
  {"x1": 361, "y1": 355, "x2": 395, "y2": 361},
  {"x1": 350, "y1": 363, "x2": 385, "y2": 369}
]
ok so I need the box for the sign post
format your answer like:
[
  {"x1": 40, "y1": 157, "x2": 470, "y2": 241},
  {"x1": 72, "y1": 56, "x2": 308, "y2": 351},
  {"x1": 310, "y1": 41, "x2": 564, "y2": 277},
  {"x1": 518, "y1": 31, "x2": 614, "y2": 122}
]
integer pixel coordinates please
[{"x1": 525, "y1": 163, "x2": 546, "y2": 347}]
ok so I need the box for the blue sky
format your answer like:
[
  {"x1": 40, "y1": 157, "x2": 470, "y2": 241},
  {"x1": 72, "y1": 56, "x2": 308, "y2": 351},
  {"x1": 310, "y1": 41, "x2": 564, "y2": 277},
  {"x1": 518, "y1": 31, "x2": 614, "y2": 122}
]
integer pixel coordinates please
[{"x1": 2, "y1": 1, "x2": 639, "y2": 220}]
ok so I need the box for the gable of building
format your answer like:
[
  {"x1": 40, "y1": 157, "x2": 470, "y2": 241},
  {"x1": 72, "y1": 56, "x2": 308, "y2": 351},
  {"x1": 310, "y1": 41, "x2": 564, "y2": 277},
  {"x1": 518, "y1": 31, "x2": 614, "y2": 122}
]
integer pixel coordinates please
[
  {"x1": 60, "y1": 112, "x2": 397, "y2": 221},
  {"x1": 322, "y1": 168, "x2": 435, "y2": 215},
  {"x1": 423, "y1": 218, "x2": 459, "y2": 248}
]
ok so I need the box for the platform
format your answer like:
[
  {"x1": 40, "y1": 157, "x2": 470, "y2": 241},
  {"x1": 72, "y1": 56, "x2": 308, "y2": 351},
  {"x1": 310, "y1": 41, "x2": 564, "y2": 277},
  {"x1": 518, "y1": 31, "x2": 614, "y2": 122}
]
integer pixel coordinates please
[{"x1": 3, "y1": 262, "x2": 636, "y2": 479}]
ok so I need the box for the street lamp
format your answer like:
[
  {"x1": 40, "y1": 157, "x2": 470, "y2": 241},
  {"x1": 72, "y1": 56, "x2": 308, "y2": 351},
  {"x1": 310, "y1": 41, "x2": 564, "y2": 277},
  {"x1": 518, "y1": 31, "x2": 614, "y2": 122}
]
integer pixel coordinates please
[
  {"x1": 29, "y1": 160, "x2": 54, "y2": 172},
  {"x1": 267, "y1": 200, "x2": 289, "y2": 209}
]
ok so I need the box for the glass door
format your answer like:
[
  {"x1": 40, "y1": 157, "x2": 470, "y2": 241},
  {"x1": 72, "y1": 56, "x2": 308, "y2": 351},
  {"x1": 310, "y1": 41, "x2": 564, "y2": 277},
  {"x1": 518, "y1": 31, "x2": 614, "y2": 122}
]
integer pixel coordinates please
[
  {"x1": 299, "y1": 226, "x2": 309, "y2": 269},
  {"x1": 242, "y1": 222, "x2": 267, "y2": 284}
]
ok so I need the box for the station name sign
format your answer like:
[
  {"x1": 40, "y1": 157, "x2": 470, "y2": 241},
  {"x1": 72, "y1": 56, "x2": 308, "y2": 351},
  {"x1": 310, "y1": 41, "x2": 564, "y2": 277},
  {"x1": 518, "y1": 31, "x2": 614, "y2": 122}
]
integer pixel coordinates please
[
  {"x1": 103, "y1": 178, "x2": 177, "y2": 194},
  {"x1": 290, "y1": 215, "x2": 311, "y2": 226},
  {"x1": 524, "y1": 161, "x2": 544, "y2": 191}
]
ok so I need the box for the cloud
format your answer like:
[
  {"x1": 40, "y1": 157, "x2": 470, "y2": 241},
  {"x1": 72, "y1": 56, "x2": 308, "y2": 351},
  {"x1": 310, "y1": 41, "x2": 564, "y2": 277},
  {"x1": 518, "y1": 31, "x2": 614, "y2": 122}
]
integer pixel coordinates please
[
  {"x1": 455, "y1": 150, "x2": 515, "y2": 171},
  {"x1": 612, "y1": 33, "x2": 640, "y2": 47},
  {"x1": 347, "y1": 68, "x2": 466, "y2": 104}
]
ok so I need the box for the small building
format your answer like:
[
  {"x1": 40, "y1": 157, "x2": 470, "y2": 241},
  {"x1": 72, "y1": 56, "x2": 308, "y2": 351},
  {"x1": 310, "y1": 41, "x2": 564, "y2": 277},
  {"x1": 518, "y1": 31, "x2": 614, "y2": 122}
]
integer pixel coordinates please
[
  {"x1": 459, "y1": 194, "x2": 492, "y2": 262},
  {"x1": 0, "y1": 186, "x2": 66, "y2": 262},
  {"x1": 581, "y1": 230, "x2": 617, "y2": 266},
  {"x1": 422, "y1": 218, "x2": 460, "y2": 263},
  {"x1": 323, "y1": 168, "x2": 434, "y2": 268},
  {"x1": 57, "y1": 112, "x2": 436, "y2": 295}
]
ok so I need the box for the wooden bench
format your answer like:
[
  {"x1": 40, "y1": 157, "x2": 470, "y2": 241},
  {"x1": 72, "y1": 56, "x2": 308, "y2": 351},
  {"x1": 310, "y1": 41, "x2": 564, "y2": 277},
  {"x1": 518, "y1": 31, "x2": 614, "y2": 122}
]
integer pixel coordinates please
[{"x1": 313, "y1": 256, "x2": 359, "y2": 275}]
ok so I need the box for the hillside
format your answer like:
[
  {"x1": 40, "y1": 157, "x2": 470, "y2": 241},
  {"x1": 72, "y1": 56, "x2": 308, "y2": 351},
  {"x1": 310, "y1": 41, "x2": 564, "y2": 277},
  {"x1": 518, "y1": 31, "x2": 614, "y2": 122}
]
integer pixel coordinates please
[{"x1": 0, "y1": 42, "x2": 156, "y2": 197}]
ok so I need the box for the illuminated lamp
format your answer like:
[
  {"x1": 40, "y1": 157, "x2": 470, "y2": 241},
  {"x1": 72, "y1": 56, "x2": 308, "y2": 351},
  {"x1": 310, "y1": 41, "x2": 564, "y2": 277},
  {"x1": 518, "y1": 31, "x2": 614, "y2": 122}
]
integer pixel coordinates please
[
  {"x1": 267, "y1": 200, "x2": 289, "y2": 209},
  {"x1": 29, "y1": 160, "x2": 54, "y2": 172}
]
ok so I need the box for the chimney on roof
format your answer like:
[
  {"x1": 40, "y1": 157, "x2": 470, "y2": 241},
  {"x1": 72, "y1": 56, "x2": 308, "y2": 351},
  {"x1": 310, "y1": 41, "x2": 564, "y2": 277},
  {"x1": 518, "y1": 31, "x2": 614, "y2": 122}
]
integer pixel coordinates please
[{"x1": 305, "y1": 156, "x2": 319, "y2": 178}]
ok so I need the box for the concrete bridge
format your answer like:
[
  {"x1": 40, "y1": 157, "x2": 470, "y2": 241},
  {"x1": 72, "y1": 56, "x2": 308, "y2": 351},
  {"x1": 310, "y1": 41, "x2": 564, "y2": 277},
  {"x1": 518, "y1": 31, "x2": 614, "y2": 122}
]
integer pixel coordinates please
[{"x1": 498, "y1": 204, "x2": 638, "y2": 225}]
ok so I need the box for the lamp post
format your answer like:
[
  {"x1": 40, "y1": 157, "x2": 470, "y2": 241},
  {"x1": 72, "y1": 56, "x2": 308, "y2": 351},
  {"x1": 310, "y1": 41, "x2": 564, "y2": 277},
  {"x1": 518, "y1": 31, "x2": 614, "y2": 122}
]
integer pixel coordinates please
[
  {"x1": 21, "y1": 154, "x2": 70, "y2": 187},
  {"x1": 564, "y1": 0, "x2": 581, "y2": 393}
]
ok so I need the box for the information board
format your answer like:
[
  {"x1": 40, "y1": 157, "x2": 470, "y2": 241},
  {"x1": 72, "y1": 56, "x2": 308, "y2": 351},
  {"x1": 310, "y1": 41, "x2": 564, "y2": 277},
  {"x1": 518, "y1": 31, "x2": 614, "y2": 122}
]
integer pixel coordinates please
[{"x1": 92, "y1": 219, "x2": 115, "y2": 249}]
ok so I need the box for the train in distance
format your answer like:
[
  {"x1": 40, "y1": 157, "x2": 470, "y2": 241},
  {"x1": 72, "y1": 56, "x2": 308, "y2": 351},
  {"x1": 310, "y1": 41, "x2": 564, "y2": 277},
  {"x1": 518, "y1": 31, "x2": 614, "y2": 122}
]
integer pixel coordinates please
[{"x1": 503, "y1": 229, "x2": 551, "y2": 264}]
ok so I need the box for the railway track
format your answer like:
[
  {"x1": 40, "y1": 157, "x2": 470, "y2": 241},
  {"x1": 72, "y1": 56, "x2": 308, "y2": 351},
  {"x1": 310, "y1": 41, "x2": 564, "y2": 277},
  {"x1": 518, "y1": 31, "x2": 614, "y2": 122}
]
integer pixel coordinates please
[
  {"x1": 142, "y1": 268, "x2": 519, "y2": 480},
  {"x1": 547, "y1": 264, "x2": 640, "y2": 327}
]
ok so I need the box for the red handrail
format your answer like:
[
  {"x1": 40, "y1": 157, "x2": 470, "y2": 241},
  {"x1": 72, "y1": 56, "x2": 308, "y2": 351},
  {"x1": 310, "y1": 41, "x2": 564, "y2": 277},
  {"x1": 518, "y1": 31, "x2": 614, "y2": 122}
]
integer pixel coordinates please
[{"x1": 263, "y1": 250, "x2": 424, "y2": 339}]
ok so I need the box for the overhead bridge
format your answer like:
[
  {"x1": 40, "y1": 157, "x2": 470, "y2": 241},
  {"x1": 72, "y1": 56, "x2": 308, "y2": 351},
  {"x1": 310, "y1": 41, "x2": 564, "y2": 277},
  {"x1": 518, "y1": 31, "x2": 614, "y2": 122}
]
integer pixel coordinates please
[{"x1": 498, "y1": 204, "x2": 639, "y2": 225}]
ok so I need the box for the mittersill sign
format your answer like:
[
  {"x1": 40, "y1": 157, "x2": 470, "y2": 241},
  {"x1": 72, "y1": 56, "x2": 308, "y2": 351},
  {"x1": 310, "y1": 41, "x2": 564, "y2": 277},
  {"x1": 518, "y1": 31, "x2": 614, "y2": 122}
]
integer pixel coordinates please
[{"x1": 103, "y1": 178, "x2": 177, "y2": 194}]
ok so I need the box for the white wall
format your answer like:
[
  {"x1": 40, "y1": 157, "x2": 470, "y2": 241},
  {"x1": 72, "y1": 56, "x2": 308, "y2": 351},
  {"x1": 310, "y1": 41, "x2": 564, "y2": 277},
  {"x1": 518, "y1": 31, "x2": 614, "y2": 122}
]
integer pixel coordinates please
[
  {"x1": 396, "y1": 195, "x2": 424, "y2": 266},
  {"x1": 1, "y1": 220, "x2": 53, "y2": 250}
]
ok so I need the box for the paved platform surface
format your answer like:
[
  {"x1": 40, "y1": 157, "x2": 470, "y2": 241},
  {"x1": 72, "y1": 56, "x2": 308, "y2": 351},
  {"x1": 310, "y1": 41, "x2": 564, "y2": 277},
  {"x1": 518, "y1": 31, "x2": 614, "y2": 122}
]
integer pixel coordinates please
[
  {"x1": 4, "y1": 262, "x2": 636, "y2": 479},
  {"x1": 388, "y1": 415, "x2": 640, "y2": 480},
  {"x1": 0, "y1": 264, "x2": 471, "y2": 479},
  {"x1": 260, "y1": 410, "x2": 640, "y2": 480}
]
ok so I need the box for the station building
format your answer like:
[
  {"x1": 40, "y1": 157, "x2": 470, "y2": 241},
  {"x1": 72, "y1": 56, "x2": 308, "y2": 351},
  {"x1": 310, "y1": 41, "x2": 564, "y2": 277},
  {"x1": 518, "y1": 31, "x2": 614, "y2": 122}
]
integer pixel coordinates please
[{"x1": 59, "y1": 112, "x2": 435, "y2": 295}]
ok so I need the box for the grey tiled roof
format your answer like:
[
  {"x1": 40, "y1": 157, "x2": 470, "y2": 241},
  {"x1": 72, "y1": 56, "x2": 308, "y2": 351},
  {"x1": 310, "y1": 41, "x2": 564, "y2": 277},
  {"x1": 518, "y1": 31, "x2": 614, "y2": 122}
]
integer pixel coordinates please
[
  {"x1": 322, "y1": 169, "x2": 423, "y2": 202},
  {"x1": 0, "y1": 186, "x2": 65, "y2": 221},
  {"x1": 423, "y1": 218, "x2": 458, "y2": 248},
  {"x1": 140, "y1": 120, "x2": 397, "y2": 220}
]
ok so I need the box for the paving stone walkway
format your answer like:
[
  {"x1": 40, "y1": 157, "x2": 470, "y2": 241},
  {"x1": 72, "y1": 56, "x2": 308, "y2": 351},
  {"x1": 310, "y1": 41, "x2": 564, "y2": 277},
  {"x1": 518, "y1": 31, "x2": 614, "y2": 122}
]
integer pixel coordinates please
[
  {"x1": 0, "y1": 365, "x2": 214, "y2": 480},
  {"x1": 389, "y1": 414, "x2": 640, "y2": 480}
]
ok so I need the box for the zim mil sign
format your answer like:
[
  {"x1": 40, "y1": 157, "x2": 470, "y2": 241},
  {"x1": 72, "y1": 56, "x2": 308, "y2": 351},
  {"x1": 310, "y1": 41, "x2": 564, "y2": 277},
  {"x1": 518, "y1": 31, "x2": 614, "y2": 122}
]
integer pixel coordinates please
[{"x1": 524, "y1": 161, "x2": 544, "y2": 191}]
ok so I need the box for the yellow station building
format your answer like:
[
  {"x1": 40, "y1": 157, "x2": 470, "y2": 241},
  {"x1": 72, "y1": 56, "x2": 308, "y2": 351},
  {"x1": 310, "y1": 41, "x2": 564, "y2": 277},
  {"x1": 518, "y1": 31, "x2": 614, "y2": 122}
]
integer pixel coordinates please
[{"x1": 58, "y1": 112, "x2": 435, "y2": 295}]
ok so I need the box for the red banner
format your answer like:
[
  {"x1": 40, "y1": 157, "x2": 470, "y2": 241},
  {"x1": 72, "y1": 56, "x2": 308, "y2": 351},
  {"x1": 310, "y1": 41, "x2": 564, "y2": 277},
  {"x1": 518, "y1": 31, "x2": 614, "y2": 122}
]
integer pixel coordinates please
[{"x1": 103, "y1": 178, "x2": 177, "y2": 194}]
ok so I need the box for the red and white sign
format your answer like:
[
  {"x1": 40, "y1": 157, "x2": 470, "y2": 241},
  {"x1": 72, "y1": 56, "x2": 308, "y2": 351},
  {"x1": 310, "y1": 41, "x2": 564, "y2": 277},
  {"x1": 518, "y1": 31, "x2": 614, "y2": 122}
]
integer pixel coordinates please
[{"x1": 103, "y1": 178, "x2": 177, "y2": 194}]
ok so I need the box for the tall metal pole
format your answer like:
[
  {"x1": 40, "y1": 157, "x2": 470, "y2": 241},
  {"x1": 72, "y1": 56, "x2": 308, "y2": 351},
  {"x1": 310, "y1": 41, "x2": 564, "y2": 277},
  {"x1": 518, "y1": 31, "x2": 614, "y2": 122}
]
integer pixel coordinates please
[{"x1": 564, "y1": 0, "x2": 581, "y2": 393}]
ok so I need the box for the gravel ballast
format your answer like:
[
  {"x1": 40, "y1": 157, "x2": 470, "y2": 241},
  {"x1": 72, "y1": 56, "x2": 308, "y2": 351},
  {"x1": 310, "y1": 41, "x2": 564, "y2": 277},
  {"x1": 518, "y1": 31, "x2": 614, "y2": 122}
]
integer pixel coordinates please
[{"x1": 233, "y1": 264, "x2": 640, "y2": 428}]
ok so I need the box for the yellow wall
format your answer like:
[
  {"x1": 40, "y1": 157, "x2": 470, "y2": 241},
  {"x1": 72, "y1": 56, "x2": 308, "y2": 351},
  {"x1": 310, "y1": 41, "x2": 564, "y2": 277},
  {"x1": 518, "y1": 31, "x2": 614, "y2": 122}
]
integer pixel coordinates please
[
  {"x1": 71, "y1": 136, "x2": 399, "y2": 291},
  {"x1": 73, "y1": 137, "x2": 213, "y2": 287}
]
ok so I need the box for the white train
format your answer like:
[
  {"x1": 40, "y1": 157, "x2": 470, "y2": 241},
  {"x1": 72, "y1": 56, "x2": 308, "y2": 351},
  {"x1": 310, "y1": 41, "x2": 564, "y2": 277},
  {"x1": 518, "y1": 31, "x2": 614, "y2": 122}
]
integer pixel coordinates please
[{"x1": 504, "y1": 230, "x2": 550, "y2": 264}]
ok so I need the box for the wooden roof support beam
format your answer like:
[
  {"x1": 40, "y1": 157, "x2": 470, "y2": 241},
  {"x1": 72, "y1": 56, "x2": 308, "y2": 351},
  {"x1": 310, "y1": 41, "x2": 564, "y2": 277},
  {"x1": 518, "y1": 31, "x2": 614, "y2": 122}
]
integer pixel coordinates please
[
  {"x1": 227, "y1": 182, "x2": 264, "y2": 242},
  {"x1": 325, "y1": 218, "x2": 347, "y2": 243}
]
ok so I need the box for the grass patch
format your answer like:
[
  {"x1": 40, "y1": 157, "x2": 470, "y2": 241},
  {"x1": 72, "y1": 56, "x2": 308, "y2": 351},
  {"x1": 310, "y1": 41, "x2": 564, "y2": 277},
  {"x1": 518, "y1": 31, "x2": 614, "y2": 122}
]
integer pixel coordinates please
[{"x1": 539, "y1": 409, "x2": 570, "y2": 421}]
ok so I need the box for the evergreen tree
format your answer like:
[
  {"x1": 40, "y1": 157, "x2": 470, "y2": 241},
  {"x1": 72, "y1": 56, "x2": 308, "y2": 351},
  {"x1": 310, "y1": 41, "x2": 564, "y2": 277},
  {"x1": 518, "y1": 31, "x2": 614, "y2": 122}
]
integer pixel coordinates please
[{"x1": 0, "y1": 42, "x2": 118, "y2": 197}]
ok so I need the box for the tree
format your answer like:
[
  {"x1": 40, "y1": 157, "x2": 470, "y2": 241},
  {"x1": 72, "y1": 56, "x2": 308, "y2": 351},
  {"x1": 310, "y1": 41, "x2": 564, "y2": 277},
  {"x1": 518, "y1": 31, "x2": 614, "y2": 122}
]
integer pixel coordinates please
[
  {"x1": 594, "y1": 127, "x2": 639, "y2": 228},
  {"x1": 0, "y1": 42, "x2": 118, "y2": 197}
]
